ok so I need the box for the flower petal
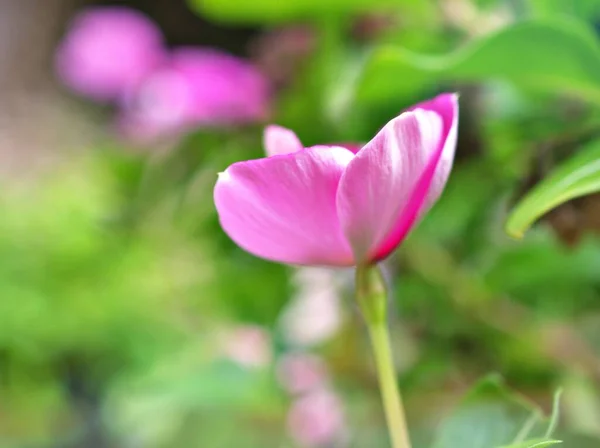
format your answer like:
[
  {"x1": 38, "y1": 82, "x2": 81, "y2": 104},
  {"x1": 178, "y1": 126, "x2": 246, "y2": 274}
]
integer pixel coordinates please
[
  {"x1": 264, "y1": 125, "x2": 304, "y2": 157},
  {"x1": 214, "y1": 146, "x2": 355, "y2": 266},
  {"x1": 409, "y1": 93, "x2": 459, "y2": 210},
  {"x1": 335, "y1": 143, "x2": 363, "y2": 154},
  {"x1": 373, "y1": 93, "x2": 459, "y2": 260},
  {"x1": 336, "y1": 105, "x2": 447, "y2": 263}
]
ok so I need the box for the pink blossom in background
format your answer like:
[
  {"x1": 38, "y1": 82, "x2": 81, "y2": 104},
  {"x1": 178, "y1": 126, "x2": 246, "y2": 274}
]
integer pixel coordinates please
[
  {"x1": 55, "y1": 7, "x2": 270, "y2": 143},
  {"x1": 288, "y1": 389, "x2": 347, "y2": 447},
  {"x1": 118, "y1": 47, "x2": 271, "y2": 142},
  {"x1": 220, "y1": 325, "x2": 272, "y2": 369},
  {"x1": 56, "y1": 7, "x2": 165, "y2": 102},
  {"x1": 279, "y1": 267, "x2": 344, "y2": 347},
  {"x1": 214, "y1": 93, "x2": 459, "y2": 267},
  {"x1": 276, "y1": 353, "x2": 329, "y2": 395},
  {"x1": 116, "y1": 68, "x2": 195, "y2": 143},
  {"x1": 169, "y1": 48, "x2": 270, "y2": 125}
]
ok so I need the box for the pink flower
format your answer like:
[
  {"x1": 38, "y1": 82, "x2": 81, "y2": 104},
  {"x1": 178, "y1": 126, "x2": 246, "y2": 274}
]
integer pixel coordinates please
[
  {"x1": 55, "y1": 7, "x2": 165, "y2": 102},
  {"x1": 276, "y1": 353, "x2": 328, "y2": 395},
  {"x1": 214, "y1": 93, "x2": 458, "y2": 267},
  {"x1": 118, "y1": 47, "x2": 270, "y2": 142},
  {"x1": 116, "y1": 67, "x2": 195, "y2": 143},
  {"x1": 287, "y1": 389, "x2": 347, "y2": 447},
  {"x1": 169, "y1": 48, "x2": 270, "y2": 125}
]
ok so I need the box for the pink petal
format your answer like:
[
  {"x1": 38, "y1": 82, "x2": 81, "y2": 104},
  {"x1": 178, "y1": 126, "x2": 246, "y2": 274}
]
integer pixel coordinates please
[
  {"x1": 373, "y1": 93, "x2": 458, "y2": 260},
  {"x1": 264, "y1": 125, "x2": 303, "y2": 156},
  {"x1": 409, "y1": 93, "x2": 459, "y2": 209},
  {"x1": 336, "y1": 143, "x2": 363, "y2": 154},
  {"x1": 214, "y1": 146, "x2": 355, "y2": 266},
  {"x1": 337, "y1": 95, "x2": 458, "y2": 263}
]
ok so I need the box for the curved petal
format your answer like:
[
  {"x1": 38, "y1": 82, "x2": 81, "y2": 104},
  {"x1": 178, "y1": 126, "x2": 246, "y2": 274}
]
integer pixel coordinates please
[
  {"x1": 411, "y1": 93, "x2": 459, "y2": 209},
  {"x1": 373, "y1": 93, "x2": 459, "y2": 261},
  {"x1": 214, "y1": 146, "x2": 355, "y2": 266},
  {"x1": 264, "y1": 125, "x2": 304, "y2": 156},
  {"x1": 336, "y1": 108, "x2": 444, "y2": 263}
]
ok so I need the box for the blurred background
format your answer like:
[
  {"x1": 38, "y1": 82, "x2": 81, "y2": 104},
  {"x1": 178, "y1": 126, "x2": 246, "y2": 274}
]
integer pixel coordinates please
[{"x1": 3, "y1": 0, "x2": 600, "y2": 447}]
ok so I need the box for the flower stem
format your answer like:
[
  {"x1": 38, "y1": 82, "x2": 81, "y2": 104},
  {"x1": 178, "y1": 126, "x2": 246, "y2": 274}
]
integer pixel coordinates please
[{"x1": 356, "y1": 265, "x2": 411, "y2": 448}]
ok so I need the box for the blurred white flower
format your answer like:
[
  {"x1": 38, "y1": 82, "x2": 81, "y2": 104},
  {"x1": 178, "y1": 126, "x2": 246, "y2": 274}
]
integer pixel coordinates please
[
  {"x1": 279, "y1": 267, "x2": 349, "y2": 347},
  {"x1": 220, "y1": 325, "x2": 272, "y2": 369}
]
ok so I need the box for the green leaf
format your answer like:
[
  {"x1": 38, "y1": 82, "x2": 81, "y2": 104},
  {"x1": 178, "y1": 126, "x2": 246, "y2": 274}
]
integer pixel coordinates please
[
  {"x1": 554, "y1": 430, "x2": 600, "y2": 447},
  {"x1": 529, "y1": 0, "x2": 600, "y2": 22},
  {"x1": 358, "y1": 20, "x2": 600, "y2": 106},
  {"x1": 431, "y1": 375, "x2": 560, "y2": 448},
  {"x1": 500, "y1": 439, "x2": 562, "y2": 448},
  {"x1": 545, "y1": 390, "x2": 562, "y2": 438},
  {"x1": 188, "y1": 0, "x2": 401, "y2": 24},
  {"x1": 505, "y1": 138, "x2": 600, "y2": 238}
]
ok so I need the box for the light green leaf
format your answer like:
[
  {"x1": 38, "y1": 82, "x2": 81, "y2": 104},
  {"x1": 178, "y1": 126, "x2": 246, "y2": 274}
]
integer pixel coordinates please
[
  {"x1": 358, "y1": 20, "x2": 600, "y2": 106},
  {"x1": 545, "y1": 390, "x2": 563, "y2": 438},
  {"x1": 431, "y1": 375, "x2": 560, "y2": 448},
  {"x1": 505, "y1": 138, "x2": 600, "y2": 238},
  {"x1": 554, "y1": 430, "x2": 600, "y2": 447},
  {"x1": 500, "y1": 439, "x2": 562, "y2": 448},
  {"x1": 529, "y1": 0, "x2": 600, "y2": 21},
  {"x1": 188, "y1": 0, "x2": 400, "y2": 24}
]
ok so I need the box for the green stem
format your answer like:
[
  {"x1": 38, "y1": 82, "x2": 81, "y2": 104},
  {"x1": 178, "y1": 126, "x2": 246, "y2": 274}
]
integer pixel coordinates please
[{"x1": 356, "y1": 265, "x2": 412, "y2": 448}]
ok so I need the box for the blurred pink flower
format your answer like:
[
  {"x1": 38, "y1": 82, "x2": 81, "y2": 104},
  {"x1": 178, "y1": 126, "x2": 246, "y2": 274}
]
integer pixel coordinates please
[
  {"x1": 279, "y1": 267, "x2": 344, "y2": 347},
  {"x1": 56, "y1": 6, "x2": 165, "y2": 102},
  {"x1": 214, "y1": 93, "x2": 458, "y2": 267},
  {"x1": 116, "y1": 67, "x2": 194, "y2": 143},
  {"x1": 118, "y1": 47, "x2": 270, "y2": 142},
  {"x1": 288, "y1": 389, "x2": 347, "y2": 447},
  {"x1": 221, "y1": 325, "x2": 272, "y2": 369},
  {"x1": 277, "y1": 353, "x2": 328, "y2": 395}
]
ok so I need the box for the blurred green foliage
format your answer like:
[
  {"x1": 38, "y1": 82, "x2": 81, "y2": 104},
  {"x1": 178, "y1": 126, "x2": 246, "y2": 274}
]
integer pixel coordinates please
[
  {"x1": 357, "y1": 20, "x2": 600, "y2": 106},
  {"x1": 431, "y1": 376, "x2": 561, "y2": 448}
]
